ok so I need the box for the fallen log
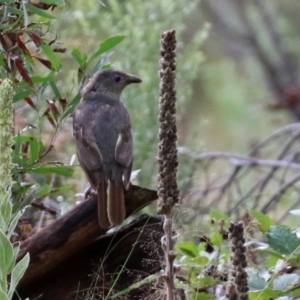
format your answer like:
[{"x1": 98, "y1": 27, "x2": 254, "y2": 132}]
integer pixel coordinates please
[
  {"x1": 16, "y1": 185, "x2": 158, "y2": 294},
  {"x1": 16, "y1": 214, "x2": 163, "y2": 300}
]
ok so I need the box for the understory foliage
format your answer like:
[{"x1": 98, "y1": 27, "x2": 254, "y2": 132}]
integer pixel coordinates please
[
  {"x1": 173, "y1": 209, "x2": 300, "y2": 300},
  {"x1": 0, "y1": 79, "x2": 29, "y2": 300}
]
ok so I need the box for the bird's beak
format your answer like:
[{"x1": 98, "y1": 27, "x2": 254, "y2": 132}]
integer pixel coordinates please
[{"x1": 127, "y1": 74, "x2": 142, "y2": 84}]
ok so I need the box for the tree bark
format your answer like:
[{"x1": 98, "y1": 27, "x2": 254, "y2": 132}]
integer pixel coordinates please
[
  {"x1": 16, "y1": 214, "x2": 163, "y2": 300},
  {"x1": 16, "y1": 185, "x2": 158, "y2": 293}
]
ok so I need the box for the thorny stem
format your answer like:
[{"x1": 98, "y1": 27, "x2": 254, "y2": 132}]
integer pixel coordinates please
[{"x1": 157, "y1": 30, "x2": 182, "y2": 300}]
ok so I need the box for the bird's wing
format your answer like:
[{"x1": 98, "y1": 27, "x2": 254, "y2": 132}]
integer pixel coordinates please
[
  {"x1": 115, "y1": 124, "x2": 133, "y2": 168},
  {"x1": 73, "y1": 110, "x2": 103, "y2": 172},
  {"x1": 115, "y1": 124, "x2": 133, "y2": 189}
]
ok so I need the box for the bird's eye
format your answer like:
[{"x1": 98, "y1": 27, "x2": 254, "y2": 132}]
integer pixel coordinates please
[{"x1": 113, "y1": 75, "x2": 121, "y2": 83}]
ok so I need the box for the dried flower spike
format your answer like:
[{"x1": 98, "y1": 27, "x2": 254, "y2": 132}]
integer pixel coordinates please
[
  {"x1": 157, "y1": 29, "x2": 183, "y2": 300},
  {"x1": 157, "y1": 29, "x2": 180, "y2": 215},
  {"x1": 226, "y1": 221, "x2": 249, "y2": 300}
]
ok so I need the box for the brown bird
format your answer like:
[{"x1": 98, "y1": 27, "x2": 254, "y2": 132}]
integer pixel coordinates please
[{"x1": 73, "y1": 69, "x2": 142, "y2": 228}]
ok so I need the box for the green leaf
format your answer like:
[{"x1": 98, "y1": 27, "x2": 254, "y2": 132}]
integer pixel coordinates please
[
  {"x1": 13, "y1": 89, "x2": 32, "y2": 103},
  {"x1": 30, "y1": 173, "x2": 47, "y2": 186},
  {"x1": 292, "y1": 287, "x2": 300, "y2": 297},
  {"x1": 71, "y1": 48, "x2": 87, "y2": 70},
  {"x1": 7, "y1": 212, "x2": 21, "y2": 239},
  {"x1": 8, "y1": 253, "x2": 30, "y2": 299},
  {"x1": 191, "y1": 256, "x2": 209, "y2": 265},
  {"x1": 12, "y1": 185, "x2": 37, "y2": 213},
  {"x1": 6, "y1": 6, "x2": 23, "y2": 16},
  {"x1": 49, "y1": 80, "x2": 61, "y2": 99},
  {"x1": 23, "y1": 54, "x2": 35, "y2": 68},
  {"x1": 0, "y1": 288, "x2": 9, "y2": 300},
  {"x1": 290, "y1": 250, "x2": 300, "y2": 264},
  {"x1": 193, "y1": 276, "x2": 216, "y2": 287},
  {"x1": 91, "y1": 35, "x2": 126, "y2": 60},
  {"x1": 251, "y1": 210, "x2": 274, "y2": 233},
  {"x1": 273, "y1": 274, "x2": 299, "y2": 291},
  {"x1": 248, "y1": 273, "x2": 267, "y2": 290},
  {"x1": 210, "y1": 232, "x2": 223, "y2": 247},
  {"x1": 41, "y1": 42, "x2": 60, "y2": 71},
  {"x1": 22, "y1": 1, "x2": 29, "y2": 27},
  {"x1": 262, "y1": 249, "x2": 284, "y2": 263},
  {"x1": 177, "y1": 241, "x2": 198, "y2": 258},
  {"x1": 0, "y1": 230, "x2": 14, "y2": 274},
  {"x1": 198, "y1": 242, "x2": 206, "y2": 252},
  {"x1": 0, "y1": 56, "x2": 7, "y2": 69},
  {"x1": 11, "y1": 133, "x2": 23, "y2": 167},
  {"x1": 25, "y1": 3, "x2": 56, "y2": 19},
  {"x1": 12, "y1": 134, "x2": 26, "y2": 158},
  {"x1": 0, "y1": 201, "x2": 12, "y2": 231},
  {"x1": 31, "y1": 165, "x2": 74, "y2": 177},
  {"x1": 61, "y1": 94, "x2": 81, "y2": 119},
  {"x1": 267, "y1": 226, "x2": 300, "y2": 255},
  {"x1": 12, "y1": 135, "x2": 43, "y2": 166},
  {"x1": 40, "y1": 0, "x2": 65, "y2": 7},
  {"x1": 29, "y1": 137, "x2": 43, "y2": 164},
  {"x1": 0, "y1": 18, "x2": 19, "y2": 31},
  {"x1": 248, "y1": 289, "x2": 281, "y2": 300},
  {"x1": 36, "y1": 184, "x2": 51, "y2": 197},
  {"x1": 31, "y1": 75, "x2": 54, "y2": 84},
  {"x1": 51, "y1": 184, "x2": 72, "y2": 194}
]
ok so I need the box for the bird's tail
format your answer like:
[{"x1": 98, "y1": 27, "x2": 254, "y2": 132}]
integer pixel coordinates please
[
  {"x1": 107, "y1": 180, "x2": 126, "y2": 226},
  {"x1": 97, "y1": 179, "x2": 111, "y2": 228}
]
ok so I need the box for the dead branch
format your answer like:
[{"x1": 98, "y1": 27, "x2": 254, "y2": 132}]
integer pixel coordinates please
[{"x1": 178, "y1": 148, "x2": 300, "y2": 171}]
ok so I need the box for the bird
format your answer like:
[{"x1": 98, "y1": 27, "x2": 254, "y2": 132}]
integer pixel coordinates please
[{"x1": 73, "y1": 68, "x2": 142, "y2": 228}]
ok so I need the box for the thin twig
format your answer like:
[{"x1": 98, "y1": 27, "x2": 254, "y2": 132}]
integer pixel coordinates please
[
  {"x1": 248, "y1": 123, "x2": 300, "y2": 155},
  {"x1": 262, "y1": 172, "x2": 300, "y2": 213},
  {"x1": 253, "y1": 132, "x2": 300, "y2": 205},
  {"x1": 179, "y1": 148, "x2": 300, "y2": 171}
]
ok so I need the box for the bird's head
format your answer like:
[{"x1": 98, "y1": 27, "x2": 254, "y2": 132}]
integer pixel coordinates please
[{"x1": 81, "y1": 69, "x2": 142, "y2": 100}]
